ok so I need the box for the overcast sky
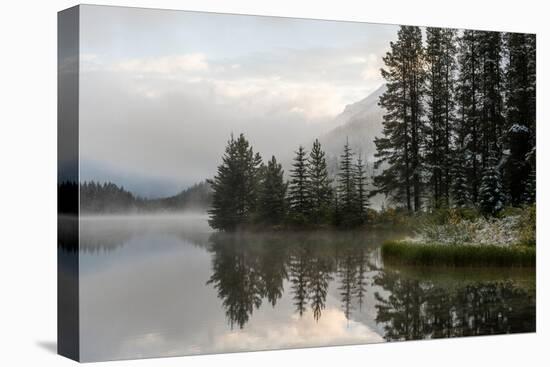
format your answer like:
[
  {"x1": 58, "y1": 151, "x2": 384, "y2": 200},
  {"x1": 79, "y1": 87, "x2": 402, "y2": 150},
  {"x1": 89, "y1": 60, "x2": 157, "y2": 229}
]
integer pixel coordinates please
[{"x1": 79, "y1": 5, "x2": 398, "y2": 197}]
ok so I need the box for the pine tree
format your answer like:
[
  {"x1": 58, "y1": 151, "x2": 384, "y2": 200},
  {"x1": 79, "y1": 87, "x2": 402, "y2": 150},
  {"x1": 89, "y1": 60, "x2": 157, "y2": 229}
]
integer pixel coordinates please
[
  {"x1": 374, "y1": 25, "x2": 425, "y2": 212},
  {"x1": 288, "y1": 146, "x2": 310, "y2": 223},
  {"x1": 479, "y1": 151, "x2": 504, "y2": 216},
  {"x1": 307, "y1": 139, "x2": 332, "y2": 224},
  {"x1": 258, "y1": 156, "x2": 287, "y2": 225},
  {"x1": 451, "y1": 150, "x2": 470, "y2": 208},
  {"x1": 425, "y1": 28, "x2": 457, "y2": 208},
  {"x1": 478, "y1": 31, "x2": 505, "y2": 167},
  {"x1": 502, "y1": 32, "x2": 536, "y2": 205},
  {"x1": 208, "y1": 134, "x2": 263, "y2": 231},
  {"x1": 338, "y1": 140, "x2": 357, "y2": 226},
  {"x1": 456, "y1": 30, "x2": 482, "y2": 203},
  {"x1": 354, "y1": 155, "x2": 369, "y2": 223},
  {"x1": 456, "y1": 30, "x2": 505, "y2": 206}
]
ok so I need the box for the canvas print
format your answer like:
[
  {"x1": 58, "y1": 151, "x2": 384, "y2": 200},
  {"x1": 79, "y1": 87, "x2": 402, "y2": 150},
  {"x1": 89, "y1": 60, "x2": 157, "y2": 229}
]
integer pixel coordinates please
[{"x1": 58, "y1": 5, "x2": 536, "y2": 362}]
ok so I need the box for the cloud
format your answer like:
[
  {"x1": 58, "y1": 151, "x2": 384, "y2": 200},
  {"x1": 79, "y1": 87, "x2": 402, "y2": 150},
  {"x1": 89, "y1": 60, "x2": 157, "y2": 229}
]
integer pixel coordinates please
[
  {"x1": 213, "y1": 308, "x2": 383, "y2": 352},
  {"x1": 79, "y1": 35, "x2": 392, "y2": 196},
  {"x1": 79, "y1": 47, "x2": 387, "y2": 196},
  {"x1": 112, "y1": 53, "x2": 209, "y2": 74}
]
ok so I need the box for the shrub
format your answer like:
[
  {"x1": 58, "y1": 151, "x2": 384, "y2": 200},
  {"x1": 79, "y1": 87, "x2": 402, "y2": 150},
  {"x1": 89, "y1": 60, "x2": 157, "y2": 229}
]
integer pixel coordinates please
[
  {"x1": 382, "y1": 241, "x2": 535, "y2": 267},
  {"x1": 518, "y1": 204, "x2": 536, "y2": 247}
]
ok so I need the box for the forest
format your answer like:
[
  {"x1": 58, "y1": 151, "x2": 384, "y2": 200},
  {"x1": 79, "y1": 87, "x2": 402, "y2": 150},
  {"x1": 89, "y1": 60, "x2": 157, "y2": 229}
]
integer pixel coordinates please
[
  {"x1": 208, "y1": 26, "x2": 536, "y2": 233},
  {"x1": 59, "y1": 180, "x2": 213, "y2": 213}
]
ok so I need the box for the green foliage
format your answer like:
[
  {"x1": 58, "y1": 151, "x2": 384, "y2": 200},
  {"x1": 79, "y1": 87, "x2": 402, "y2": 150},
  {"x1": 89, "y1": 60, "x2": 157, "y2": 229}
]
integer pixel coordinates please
[
  {"x1": 382, "y1": 241, "x2": 535, "y2": 267},
  {"x1": 307, "y1": 139, "x2": 332, "y2": 224},
  {"x1": 209, "y1": 134, "x2": 376, "y2": 230},
  {"x1": 368, "y1": 207, "x2": 412, "y2": 228},
  {"x1": 208, "y1": 133, "x2": 263, "y2": 231},
  {"x1": 518, "y1": 204, "x2": 536, "y2": 247},
  {"x1": 425, "y1": 27, "x2": 457, "y2": 207},
  {"x1": 354, "y1": 156, "x2": 369, "y2": 223},
  {"x1": 337, "y1": 141, "x2": 362, "y2": 227},
  {"x1": 373, "y1": 27, "x2": 535, "y2": 213},
  {"x1": 79, "y1": 181, "x2": 213, "y2": 213},
  {"x1": 479, "y1": 152, "x2": 504, "y2": 216},
  {"x1": 257, "y1": 156, "x2": 287, "y2": 226},
  {"x1": 288, "y1": 146, "x2": 311, "y2": 221},
  {"x1": 374, "y1": 25, "x2": 425, "y2": 212}
]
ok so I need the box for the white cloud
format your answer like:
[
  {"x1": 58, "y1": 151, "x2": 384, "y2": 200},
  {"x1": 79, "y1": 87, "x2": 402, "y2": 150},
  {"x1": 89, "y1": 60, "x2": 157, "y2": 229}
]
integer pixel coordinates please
[{"x1": 112, "y1": 53, "x2": 209, "y2": 74}]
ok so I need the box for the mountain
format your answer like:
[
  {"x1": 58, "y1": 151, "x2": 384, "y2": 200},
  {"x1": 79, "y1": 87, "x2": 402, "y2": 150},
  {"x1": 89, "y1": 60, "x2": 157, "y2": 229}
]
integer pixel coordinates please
[
  {"x1": 320, "y1": 84, "x2": 386, "y2": 166},
  {"x1": 319, "y1": 84, "x2": 387, "y2": 208}
]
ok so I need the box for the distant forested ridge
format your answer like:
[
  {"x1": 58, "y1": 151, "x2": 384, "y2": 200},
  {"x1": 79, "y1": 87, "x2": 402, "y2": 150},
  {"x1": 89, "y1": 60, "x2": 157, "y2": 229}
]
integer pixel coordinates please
[
  {"x1": 373, "y1": 27, "x2": 535, "y2": 213},
  {"x1": 74, "y1": 181, "x2": 212, "y2": 213}
]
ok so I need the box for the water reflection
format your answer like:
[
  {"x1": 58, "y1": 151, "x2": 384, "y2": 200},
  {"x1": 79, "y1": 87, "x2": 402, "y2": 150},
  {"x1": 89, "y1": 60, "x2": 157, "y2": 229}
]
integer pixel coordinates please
[
  {"x1": 374, "y1": 270, "x2": 536, "y2": 340},
  {"x1": 78, "y1": 216, "x2": 535, "y2": 361},
  {"x1": 206, "y1": 232, "x2": 382, "y2": 328},
  {"x1": 206, "y1": 231, "x2": 535, "y2": 336}
]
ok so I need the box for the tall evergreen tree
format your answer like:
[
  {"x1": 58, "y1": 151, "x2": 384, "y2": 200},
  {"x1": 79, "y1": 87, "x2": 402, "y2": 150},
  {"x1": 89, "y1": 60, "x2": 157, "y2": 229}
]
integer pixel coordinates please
[
  {"x1": 456, "y1": 30, "x2": 482, "y2": 203},
  {"x1": 502, "y1": 32, "x2": 536, "y2": 205},
  {"x1": 425, "y1": 28, "x2": 457, "y2": 207},
  {"x1": 307, "y1": 139, "x2": 332, "y2": 224},
  {"x1": 354, "y1": 155, "x2": 369, "y2": 223},
  {"x1": 478, "y1": 31, "x2": 505, "y2": 166},
  {"x1": 208, "y1": 134, "x2": 263, "y2": 231},
  {"x1": 288, "y1": 146, "x2": 310, "y2": 222},
  {"x1": 374, "y1": 25, "x2": 425, "y2": 212},
  {"x1": 338, "y1": 140, "x2": 358, "y2": 225},
  {"x1": 450, "y1": 151, "x2": 470, "y2": 208},
  {"x1": 257, "y1": 156, "x2": 287, "y2": 225},
  {"x1": 479, "y1": 150, "x2": 504, "y2": 216},
  {"x1": 456, "y1": 30, "x2": 505, "y2": 206}
]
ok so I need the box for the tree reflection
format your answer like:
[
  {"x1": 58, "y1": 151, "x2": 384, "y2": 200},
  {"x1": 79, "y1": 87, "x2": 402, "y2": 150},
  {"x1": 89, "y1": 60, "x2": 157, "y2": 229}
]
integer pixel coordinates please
[
  {"x1": 207, "y1": 232, "x2": 373, "y2": 327},
  {"x1": 374, "y1": 269, "x2": 536, "y2": 340},
  {"x1": 289, "y1": 244, "x2": 311, "y2": 317},
  {"x1": 206, "y1": 233, "x2": 534, "y2": 335},
  {"x1": 306, "y1": 246, "x2": 334, "y2": 322},
  {"x1": 207, "y1": 234, "x2": 275, "y2": 329}
]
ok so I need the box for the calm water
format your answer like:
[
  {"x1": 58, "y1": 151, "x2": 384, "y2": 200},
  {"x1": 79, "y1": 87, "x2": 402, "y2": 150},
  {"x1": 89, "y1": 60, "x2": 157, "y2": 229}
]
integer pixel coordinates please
[{"x1": 75, "y1": 214, "x2": 535, "y2": 362}]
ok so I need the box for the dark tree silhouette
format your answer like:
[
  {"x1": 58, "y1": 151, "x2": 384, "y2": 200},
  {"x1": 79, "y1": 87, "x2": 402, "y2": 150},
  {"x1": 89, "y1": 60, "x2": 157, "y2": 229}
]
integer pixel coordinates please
[
  {"x1": 208, "y1": 134, "x2": 263, "y2": 231},
  {"x1": 257, "y1": 156, "x2": 287, "y2": 226},
  {"x1": 374, "y1": 26, "x2": 425, "y2": 212},
  {"x1": 307, "y1": 139, "x2": 332, "y2": 224},
  {"x1": 288, "y1": 146, "x2": 311, "y2": 224}
]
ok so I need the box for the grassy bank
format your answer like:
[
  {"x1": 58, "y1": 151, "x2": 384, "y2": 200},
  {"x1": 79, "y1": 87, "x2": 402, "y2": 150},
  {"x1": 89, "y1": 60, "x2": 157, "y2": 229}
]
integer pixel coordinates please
[{"x1": 382, "y1": 240, "x2": 535, "y2": 267}]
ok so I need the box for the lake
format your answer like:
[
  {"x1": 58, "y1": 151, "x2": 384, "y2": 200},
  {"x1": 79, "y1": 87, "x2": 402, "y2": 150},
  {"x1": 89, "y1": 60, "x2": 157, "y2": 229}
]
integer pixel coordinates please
[{"x1": 73, "y1": 214, "x2": 535, "y2": 361}]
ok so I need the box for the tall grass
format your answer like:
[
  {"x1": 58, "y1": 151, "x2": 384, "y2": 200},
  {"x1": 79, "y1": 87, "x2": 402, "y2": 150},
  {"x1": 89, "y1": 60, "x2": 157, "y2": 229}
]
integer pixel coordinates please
[{"x1": 382, "y1": 241, "x2": 536, "y2": 267}]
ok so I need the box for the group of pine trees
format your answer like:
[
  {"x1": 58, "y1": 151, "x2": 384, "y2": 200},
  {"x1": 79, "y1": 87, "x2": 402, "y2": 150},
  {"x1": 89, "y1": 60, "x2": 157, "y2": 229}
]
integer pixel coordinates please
[
  {"x1": 208, "y1": 134, "x2": 370, "y2": 231},
  {"x1": 374, "y1": 26, "x2": 536, "y2": 215}
]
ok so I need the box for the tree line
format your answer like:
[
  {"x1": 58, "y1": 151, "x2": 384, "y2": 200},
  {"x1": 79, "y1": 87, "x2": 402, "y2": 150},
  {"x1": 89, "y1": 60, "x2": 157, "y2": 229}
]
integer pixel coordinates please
[
  {"x1": 208, "y1": 134, "x2": 370, "y2": 231},
  {"x1": 374, "y1": 26, "x2": 536, "y2": 215},
  {"x1": 78, "y1": 181, "x2": 212, "y2": 213}
]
